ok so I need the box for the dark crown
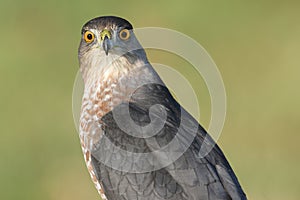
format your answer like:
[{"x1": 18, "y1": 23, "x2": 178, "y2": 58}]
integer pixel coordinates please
[{"x1": 82, "y1": 16, "x2": 133, "y2": 33}]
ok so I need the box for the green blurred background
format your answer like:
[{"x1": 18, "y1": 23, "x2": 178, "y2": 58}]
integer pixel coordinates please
[{"x1": 1, "y1": 0, "x2": 299, "y2": 199}]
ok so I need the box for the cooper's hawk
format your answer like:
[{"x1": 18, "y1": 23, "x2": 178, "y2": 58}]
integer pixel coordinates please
[{"x1": 78, "y1": 16, "x2": 247, "y2": 200}]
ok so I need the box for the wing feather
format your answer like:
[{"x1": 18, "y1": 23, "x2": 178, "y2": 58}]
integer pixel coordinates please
[{"x1": 91, "y1": 83, "x2": 246, "y2": 200}]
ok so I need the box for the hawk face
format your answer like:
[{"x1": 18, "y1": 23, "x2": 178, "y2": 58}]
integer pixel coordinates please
[{"x1": 78, "y1": 16, "x2": 147, "y2": 84}]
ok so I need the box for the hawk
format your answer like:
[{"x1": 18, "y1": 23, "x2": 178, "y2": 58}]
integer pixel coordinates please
[{"x1": 78, "y1": 16, "x2": 247, "y2": 200}]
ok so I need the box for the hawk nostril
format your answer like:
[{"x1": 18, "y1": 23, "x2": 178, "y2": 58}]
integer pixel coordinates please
[{"x1": 100, "y1": 29, "x2": 111, "y2": 41}]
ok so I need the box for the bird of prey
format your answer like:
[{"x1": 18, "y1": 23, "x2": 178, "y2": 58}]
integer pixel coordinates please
[{"x1": 78, "y1": 16, "x2": 247, "y2": 200}]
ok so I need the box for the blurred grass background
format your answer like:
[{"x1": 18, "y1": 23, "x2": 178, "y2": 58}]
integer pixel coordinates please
[{"x1": 0, "y1": 0, "x2": 299, "y2": 199}]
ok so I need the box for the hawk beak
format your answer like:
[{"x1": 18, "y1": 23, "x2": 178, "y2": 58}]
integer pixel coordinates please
[
  {"x1": 100, "y1": 29, "x2": 112, "y2": 56},
  {"x1": 102, "y1": 36, "x2": 111, "y2": 56}
]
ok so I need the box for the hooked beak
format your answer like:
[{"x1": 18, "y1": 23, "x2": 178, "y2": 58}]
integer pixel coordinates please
[
  {"x1": 100, "y1": 29, "x2": 112, "y2": 56},
  {"x1": 102, "y1": 36, "x2": 111, "y2": 56}
]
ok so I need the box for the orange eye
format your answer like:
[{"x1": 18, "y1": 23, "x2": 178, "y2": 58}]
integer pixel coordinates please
[
  {"x1": 84, "y1": 31, "x2": 95, "y2": 43},
  {"x1": 119, "y1": 29, "x2": 130, "y2": 40}
]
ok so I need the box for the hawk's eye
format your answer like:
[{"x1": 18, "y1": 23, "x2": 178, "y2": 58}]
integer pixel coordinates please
[
  {"x1": 84, "y1": 31, "x2": 95, "y2": 43},
  {"x1": 119, "y1": 29, "x2": 130, "y2": 40}
]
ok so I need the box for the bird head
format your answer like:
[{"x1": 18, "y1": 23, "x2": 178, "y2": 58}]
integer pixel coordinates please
[{"x1": 78, "y1": 16, "x2": 149, "y2": 82}]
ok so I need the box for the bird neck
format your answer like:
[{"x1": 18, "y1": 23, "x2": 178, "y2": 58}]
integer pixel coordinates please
[{"x1": 80, "y1": 55, "x2": 164, "y2": 117}]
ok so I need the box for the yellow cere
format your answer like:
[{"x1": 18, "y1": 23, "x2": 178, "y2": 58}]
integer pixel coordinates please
[{"x1": 100, "y1": 29, "x2": 111, "y2": 40}]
